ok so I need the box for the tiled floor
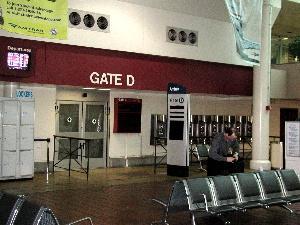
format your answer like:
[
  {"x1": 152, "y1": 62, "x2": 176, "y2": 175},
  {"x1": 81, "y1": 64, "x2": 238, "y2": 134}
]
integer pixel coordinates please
[{"x1": 1, "y1": 165, "x2": 300, "y2": 225}]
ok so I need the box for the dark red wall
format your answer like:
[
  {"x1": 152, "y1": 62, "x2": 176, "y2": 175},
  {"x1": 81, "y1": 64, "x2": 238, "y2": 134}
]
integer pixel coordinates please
[{"x1": 0, "y1": 36, "x2": 253, "y2": 95}]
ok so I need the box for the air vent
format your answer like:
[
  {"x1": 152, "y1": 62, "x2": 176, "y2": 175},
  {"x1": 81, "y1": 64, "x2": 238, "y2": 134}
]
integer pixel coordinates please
[
  {"x1": 166, "y1": 26, "x2": 198, "y2": 46},
  {"x1": 83, "y1": 14, "x2": 95, "y2": 28},
  {"x1": 69, "y1": 12, "x2": 81, "y2": 26},
  {"x1": 168, "y1": 29, "x2": 177, "y2": 41},
  {"x1": 69, "y1": 9, "x2": 110, "y2": 33},
  {"x1": 178, "y1": 31, "x2": 187, "y2": 42},
  {"x1": 97, "y1": 16, "x2": 108, "y2": 30},
  {"x1": 188, "y1": 32, "x2": 197, "y2": 44}
]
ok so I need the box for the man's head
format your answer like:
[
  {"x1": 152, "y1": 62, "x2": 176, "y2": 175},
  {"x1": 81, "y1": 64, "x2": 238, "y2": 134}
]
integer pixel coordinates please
[{"x1": 224, "y1": 127, "x2": 237, "y2": 141}]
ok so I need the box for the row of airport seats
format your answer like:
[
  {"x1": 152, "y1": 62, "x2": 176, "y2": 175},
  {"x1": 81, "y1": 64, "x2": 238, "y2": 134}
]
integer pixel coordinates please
[
  {"x1": 0, "y1": 192, "x2": 94, "y2": 225},
  {"x1": 151, "y1": 169, "x2": 300, "y2": 225}
]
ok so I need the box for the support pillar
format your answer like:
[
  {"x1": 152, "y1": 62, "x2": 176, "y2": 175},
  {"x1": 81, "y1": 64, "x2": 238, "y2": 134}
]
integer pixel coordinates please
[{"x1": 250, "y1": 0, "x2": 272, "y2": 170}]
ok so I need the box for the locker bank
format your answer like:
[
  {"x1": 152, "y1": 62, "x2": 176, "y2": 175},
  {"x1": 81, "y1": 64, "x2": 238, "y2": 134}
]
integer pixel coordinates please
[{"x1": 1, "y1": 0, "x2": 300, "y2": 224}]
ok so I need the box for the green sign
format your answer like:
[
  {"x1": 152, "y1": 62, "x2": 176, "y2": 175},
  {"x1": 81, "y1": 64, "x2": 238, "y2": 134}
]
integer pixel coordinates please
[{"x1": 0, "y1": 0, "x2": 67, "y2": 40}]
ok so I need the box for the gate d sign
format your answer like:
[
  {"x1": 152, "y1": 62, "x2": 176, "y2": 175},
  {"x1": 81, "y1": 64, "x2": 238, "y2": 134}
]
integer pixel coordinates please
[{"x1": 16, "y1": 89, "x2": 33, "y2": 99}]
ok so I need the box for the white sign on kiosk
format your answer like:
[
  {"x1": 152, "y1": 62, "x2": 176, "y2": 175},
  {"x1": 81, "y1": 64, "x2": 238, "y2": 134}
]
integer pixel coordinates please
[
  {"x1": 285, "y1": 121, "x2": 300, "y2": 174},
  {"x1": 167, "y1": 83, "x2": 190, "y2": 177}
]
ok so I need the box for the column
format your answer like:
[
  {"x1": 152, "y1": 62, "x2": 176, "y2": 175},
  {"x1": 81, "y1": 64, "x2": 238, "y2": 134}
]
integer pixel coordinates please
[{"x1": 250, "y1": 0, "x2": 272, "y2": 170}]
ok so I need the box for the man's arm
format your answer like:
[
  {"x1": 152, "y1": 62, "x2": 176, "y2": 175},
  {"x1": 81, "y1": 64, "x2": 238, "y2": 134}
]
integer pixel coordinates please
[{"x1": 232, "y1": 140, "x2": 240, "y2": 160}]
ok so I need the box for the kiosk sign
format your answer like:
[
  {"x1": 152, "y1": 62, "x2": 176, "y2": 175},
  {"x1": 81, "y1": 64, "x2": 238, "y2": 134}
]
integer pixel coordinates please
[{"x1": 167, "y1": 83, "x2": 190, "y2": 177}]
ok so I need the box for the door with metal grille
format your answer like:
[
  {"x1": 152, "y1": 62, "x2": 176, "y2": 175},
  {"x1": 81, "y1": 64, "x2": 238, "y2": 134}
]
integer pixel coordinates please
[
  {"x1": 82, "y1": 102, "x2": 106, "y2": 168},
  {"x1": 55, "y1": 101, "x2": 106, "y2": 170}
]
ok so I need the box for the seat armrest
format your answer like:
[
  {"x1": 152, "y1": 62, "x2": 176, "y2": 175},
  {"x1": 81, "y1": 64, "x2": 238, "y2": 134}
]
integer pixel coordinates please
[{"x1": 201, "y1": 193, "x2": 209, "y2": 212}]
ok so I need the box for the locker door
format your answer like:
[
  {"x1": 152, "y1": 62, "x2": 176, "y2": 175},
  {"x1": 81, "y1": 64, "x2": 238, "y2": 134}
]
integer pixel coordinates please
[
  {"x1": 3, "y1": 126, "x2": 17, "y2": 150},
  {"x1": 2, "y1": 151, "x2": 16, "y2": 177},
  {"x1": 20, "y1": 125, "x2": 34, "y2": 150},
  {"x1": 19, "y1": 150, "x2": 33, "y2": 176},
  {"x1": 3, "y1": 101, "x2": 18, "y2": 125},
  {"x1": 21, "y1": 101, "x2": 34, "y2": 125}
]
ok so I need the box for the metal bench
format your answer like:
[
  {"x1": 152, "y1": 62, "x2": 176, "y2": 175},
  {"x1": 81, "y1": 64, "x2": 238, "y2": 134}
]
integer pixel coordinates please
[
  {"x1": 276, "y1": 169, "x2": 300, "y2": 203},
  {"x1": 0, "y1": 192, "x2": 25, "y2": 225},
  {"x1": 0, "y1": 192, "x2": 94, "y2": 225},
  {"x1": 232, "y1": 172, "x2": 263, "y2": 210},
  {"x1": 152, "y1": 169, "x2": 300, "y2": 225},
  {"x1": 151, "y1": 180, "x2": 188, "y2": 225}
]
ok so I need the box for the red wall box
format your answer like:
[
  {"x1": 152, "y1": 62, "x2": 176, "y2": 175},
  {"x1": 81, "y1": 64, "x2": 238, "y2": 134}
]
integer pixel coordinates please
[
  {"x1": 0, "y1": 36, "x2": 253, "y2": 96},
  {"x1": 113, "y1": 98, "x2": 142, "y2": 133}
]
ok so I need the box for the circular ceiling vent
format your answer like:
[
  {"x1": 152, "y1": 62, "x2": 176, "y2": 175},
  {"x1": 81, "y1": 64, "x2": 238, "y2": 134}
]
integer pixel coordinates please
[
  {"x1": 178, "y1": 31, "x2": 187, "y2": 42},
  {"x1": 97, "y1": 16, "x2": 108, "y2": 30},
  {"x1": 168, "y1": 29, "x2": 177, "y2": 41},
  {"x1": 83, "y1": 14, "x2": 95, "y2": 28},
  {"x1": 69, "y1": 12, "x2": 81, "y2": 26},
  {"x1": 188, "y1": 32, "x2": 197, "y2": 44}
]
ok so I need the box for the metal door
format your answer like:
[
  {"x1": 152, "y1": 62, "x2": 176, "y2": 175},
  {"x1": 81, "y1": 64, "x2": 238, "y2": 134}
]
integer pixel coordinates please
[
  {"x1": 55, "y1": 101, "x2": 81, "y2": 170},
  {"x1": 55, "y1": 101, "x2": 106, "y2": 170},
  {"x1": 82, "y1": 102, "x2": 106, "y2": 168}
]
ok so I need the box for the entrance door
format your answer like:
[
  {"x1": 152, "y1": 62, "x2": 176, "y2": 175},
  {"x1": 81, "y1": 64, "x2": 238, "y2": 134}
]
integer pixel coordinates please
[
  {"x1": 82, "y1": 102, "x2": 106, "y2": 168},
  {"x1": 55, "y1": 101, "x2": 81, "y2": 170},
  {"x1": 55, "y1": 101, "x2": 107, "y2": 170}
]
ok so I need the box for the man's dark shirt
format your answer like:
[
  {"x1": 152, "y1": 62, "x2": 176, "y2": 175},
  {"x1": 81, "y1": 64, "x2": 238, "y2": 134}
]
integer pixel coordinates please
[{"x1": 208, "y1": 132, "x2": 240, "y2": 161}]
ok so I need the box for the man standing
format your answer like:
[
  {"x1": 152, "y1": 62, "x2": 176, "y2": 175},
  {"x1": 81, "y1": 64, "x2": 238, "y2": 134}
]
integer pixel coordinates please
[{"x1": 207, "y1": 127, "x2": 244, "y2": 176}]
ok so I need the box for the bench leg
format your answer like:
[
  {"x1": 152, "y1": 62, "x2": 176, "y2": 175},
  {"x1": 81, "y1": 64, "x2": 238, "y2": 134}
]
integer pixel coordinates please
[{"x1": 281, "y1": 205, "x2": 294, "y2": 214}]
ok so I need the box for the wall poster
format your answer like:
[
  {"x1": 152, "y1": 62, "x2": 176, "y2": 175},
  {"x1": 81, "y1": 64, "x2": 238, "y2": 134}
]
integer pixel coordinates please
[
  {"x1": 0, "y1": 0, "x2": 67, "y2": 39},
  {"x1": 285, "y1": 121, "x2": 300, "y2": 173}
]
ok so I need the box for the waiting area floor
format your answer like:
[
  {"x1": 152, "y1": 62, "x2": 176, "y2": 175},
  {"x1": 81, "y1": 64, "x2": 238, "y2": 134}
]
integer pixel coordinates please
[{"x1": 1, "y1": 164, "x2": 300, "y2": 225}]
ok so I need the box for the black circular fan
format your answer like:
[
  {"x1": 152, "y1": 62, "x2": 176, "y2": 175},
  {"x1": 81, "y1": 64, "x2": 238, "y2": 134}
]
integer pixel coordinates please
[
  {"x1": 69, "y1": 12, "x2": 81, "y2": 26},
  {"x1": 178, "y1": 31, "x2": 187, "y2": 42},
  {"x1": 168, "y1": 29, "x2": 177, "y2": 41},
  {"x1": 97, "y1": 16, "x2": 108, "y2": 30},
  {"x1": 83, "y1": 14, "x2": 95, "y2": 28},
  {"x1": 188, "y1": 32, "x2": 197, "y2": 44}
]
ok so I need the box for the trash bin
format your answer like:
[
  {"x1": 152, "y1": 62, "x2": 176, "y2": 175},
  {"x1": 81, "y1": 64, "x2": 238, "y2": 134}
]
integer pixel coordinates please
[{"x1": 271, "y1": 142, "x2": 283, "y2": 169}]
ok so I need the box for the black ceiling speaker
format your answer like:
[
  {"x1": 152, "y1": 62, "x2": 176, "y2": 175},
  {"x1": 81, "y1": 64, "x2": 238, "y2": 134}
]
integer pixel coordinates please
[
  {"x1": 188, "y1": 32, "x2": 197, "y2": 44},
  {"x1": 97, "y1": 16, "x2": 108, "y2": 30},
  {"x1": 178, "y1": 31, "x2": 187, "y2": 42},
  {"x1": 69, "y1": 12, "x2": 81, "y2": 26},
  {"x1": 168, "y1": 29, "x2": 177, "y2": 41},
  {"x1": 83, "y1": 14, "x2": 95, "y2": 28}
]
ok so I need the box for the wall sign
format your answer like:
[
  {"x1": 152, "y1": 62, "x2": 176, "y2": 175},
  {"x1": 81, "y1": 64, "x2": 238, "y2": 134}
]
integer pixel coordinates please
[
  {"x1": 167, "y1": 83, "x2": 190, "y2": 177},
  {"x1": 0, "y1": 0, "x2": 67, "y2": 39},
  {"x1": 7, "y1": 46, "x2": 31, "y2": 71},
  {"x1": 90, "y1": 72, "x2": 135, "y2": 87},
  {"x1": 285, "y1": 121, "x2": 300, "y2": 173},
  {"x1": 285, "y1": 121, "x2": 300, "y2": 157},
  {"x1": 16, "y1": 89, "x2": 33, "y2": 99}
]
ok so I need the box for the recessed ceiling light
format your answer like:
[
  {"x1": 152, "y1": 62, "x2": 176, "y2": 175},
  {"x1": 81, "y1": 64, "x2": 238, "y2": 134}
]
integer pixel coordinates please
[
  {"x1": 97, "y1": 88, "x2": 111, "y2": 91},
  {"x1": 282, "y1": 37, "x2": 289, "y2": 40},
  {"x1": 82, "y1": 87, "x2": 96, "y2": 90}
]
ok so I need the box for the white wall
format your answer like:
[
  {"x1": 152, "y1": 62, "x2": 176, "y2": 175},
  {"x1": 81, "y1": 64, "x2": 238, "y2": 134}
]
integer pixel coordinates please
[
  {"x1": 272, "y1": 63, "x2": 300, "y2": 99},
  {"x1": 0, "y1": 0, "x2": 247, "y2": 66},
  {"x1": 109, "y1": 90, "x2": 167, "y2": 158},
  {"x1": 190, "y1": 95, "x2": 252, "y2": 116},
  {"x1": 19, "y1": 85, "x2": 57, "y2": 163},
  {"x1": 270, "y1": 68, "x2": 287, "y2": 99}
]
